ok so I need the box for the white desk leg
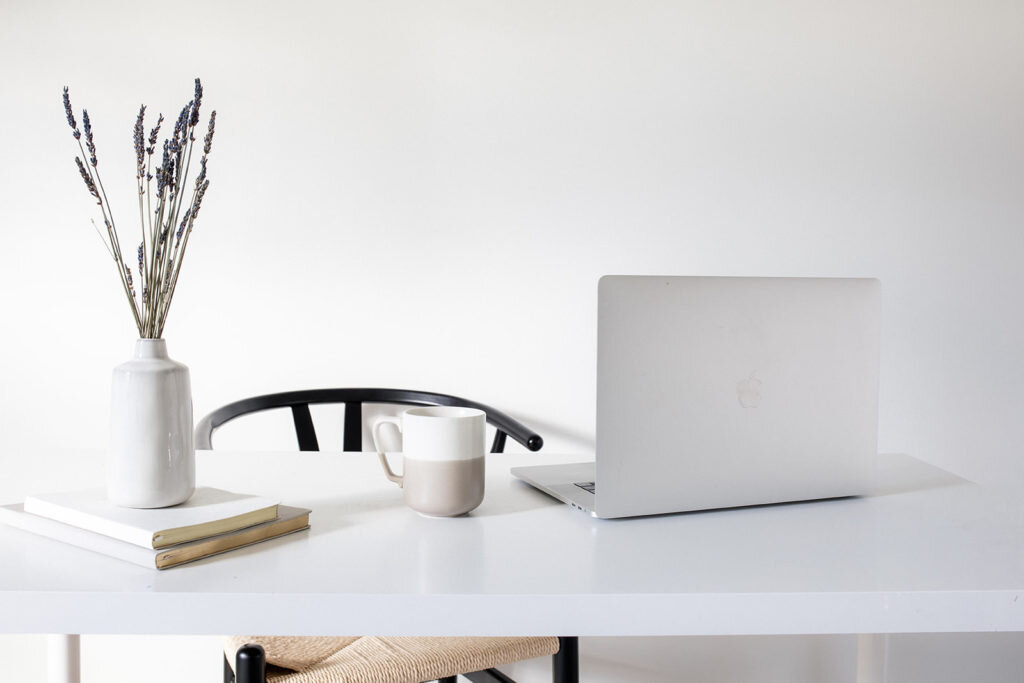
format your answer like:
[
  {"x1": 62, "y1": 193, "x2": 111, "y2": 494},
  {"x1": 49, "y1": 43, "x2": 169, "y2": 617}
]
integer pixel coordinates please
[
  {"x1": 47, "y1": 634, "x2": 81, "y2": 683},
  {"x1": 855, "y1": 633, "x2": 889, "y2": 683}
]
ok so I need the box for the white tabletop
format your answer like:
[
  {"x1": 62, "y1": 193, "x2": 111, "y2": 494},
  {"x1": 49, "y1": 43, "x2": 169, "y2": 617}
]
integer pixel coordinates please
[{"x1": 0, "y1": 450, "x2": 1022, "y2": 637}]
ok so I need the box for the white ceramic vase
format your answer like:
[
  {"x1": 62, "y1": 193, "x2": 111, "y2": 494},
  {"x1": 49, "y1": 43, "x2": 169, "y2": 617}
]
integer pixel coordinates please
[{"x1": 108, "y1": 339, "x2": 195, "y2": 508}]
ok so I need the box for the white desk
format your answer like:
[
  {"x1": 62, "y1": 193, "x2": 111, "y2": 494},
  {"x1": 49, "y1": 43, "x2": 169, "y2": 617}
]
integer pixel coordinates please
[{"x1": 1, "y1": 451, "x2": 1023, "y2": 678}]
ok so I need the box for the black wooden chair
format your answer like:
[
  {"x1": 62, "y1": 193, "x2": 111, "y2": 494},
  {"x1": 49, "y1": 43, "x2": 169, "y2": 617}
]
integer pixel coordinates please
[
  {"x1": 196, "y1": 388, "x2": 577, "y2": 683},
  {"x1": 195, "y1": 388, "x2": 544, "y2": 453}
]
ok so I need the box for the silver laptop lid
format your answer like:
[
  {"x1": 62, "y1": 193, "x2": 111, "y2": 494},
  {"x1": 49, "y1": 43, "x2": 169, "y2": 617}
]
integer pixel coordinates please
[{"x1": 595, "y1": 276, "x2": 880, "y2": 518}]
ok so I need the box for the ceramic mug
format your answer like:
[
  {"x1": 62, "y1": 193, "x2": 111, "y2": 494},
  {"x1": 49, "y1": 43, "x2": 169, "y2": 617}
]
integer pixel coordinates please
[{"x1": 373, "y1": 406, "x2": 486, "y2": 517}]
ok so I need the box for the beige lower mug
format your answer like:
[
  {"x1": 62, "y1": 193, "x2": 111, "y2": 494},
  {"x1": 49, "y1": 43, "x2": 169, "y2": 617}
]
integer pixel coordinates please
[{"x1": 373, "y1": 406, "x2": 486, "y2": 517}]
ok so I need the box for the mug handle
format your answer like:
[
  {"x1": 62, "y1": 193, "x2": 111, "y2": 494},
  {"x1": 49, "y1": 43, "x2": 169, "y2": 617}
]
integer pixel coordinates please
[{"x1": 372, "y1": 417, "x2": 404, "y2": 487}]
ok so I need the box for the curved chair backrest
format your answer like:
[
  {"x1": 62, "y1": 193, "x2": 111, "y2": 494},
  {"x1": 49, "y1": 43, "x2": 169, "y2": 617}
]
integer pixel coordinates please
[{"x1": 195, "y1": 388, "x2": 544, "y2": 454}]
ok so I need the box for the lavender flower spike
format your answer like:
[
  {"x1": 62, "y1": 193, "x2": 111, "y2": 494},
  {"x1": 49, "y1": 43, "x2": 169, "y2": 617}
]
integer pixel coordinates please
[
  {"x1": 190, "y1": 179, "x2": 210, "y2": 222},
  {"x1": 82, "y1": 109, "x2": 97, "y2": 166},
  {"x1": 156, "y1": 140, "x2": 172, "y2": 198},
  {"x1": 203, "y1": 110, "x2": 216, "y2": 154},
  {"x1": 190, "y1": 78, "x2": 203, "y2": 127},
  {"x1": 194, "y1": 157, "x2": 207, "y2": 189},
  {"x1": 170, "y1": 102, "x2": 191, "y2": 154},
  {"x1": 147, "y1": 113, "x2": 164, "y2": 156},
  {"x1": 176, "y1": 208, "x2": 191, "y2": 244},
  {"x1": 75, "y1": 156, "x2": 100, "y2": 202},
  {"x1": 134, "y1": 105, "x2": 146, "y2": 180},
  {"x1": 62, "y1": 87, "x2": 80, "y2": 139}
]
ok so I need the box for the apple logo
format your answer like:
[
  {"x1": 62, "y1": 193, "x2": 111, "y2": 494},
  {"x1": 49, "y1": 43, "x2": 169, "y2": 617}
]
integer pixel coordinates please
[{"x1": 736, "y1": 373, "x2": 762, "y2": 409}]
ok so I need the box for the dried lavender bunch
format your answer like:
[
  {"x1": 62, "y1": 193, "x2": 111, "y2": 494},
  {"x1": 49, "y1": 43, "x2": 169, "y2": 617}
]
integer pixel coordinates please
[{"x1": 63, "y1": 79, "x2": 216, "y2": 338}]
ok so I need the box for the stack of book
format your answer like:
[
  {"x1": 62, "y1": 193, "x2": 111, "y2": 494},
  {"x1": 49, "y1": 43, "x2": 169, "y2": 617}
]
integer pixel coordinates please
[{"x1": 0, "y1": 487, "x2": 310, "y2": 569}]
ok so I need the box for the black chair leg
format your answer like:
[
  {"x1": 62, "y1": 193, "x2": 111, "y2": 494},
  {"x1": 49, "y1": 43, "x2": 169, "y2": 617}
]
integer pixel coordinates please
[
  {"x1": 235, "y1": 643, "x2": 266, "y2": 683},
  {"x1": 223, "y1": 653, "x2": 235, "y2": 683},
  {"x1": 437, "y1": 677, "x2": 459, "y2": 683},
  {"x1": 553, "y1": 637, "x2": 579, "y2": 683}
]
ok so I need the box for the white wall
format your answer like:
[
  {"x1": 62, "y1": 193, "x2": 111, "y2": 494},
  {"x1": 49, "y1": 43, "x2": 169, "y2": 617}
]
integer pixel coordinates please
[{"x1": 2, "y1": 0, "x2": 1022, "y2": 680}]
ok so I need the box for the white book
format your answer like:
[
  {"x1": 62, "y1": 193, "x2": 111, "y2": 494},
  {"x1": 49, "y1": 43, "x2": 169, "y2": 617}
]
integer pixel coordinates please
[
  {"x1": 23, "y1": 487, "x2": 279, "y2": 549},
  {"x1": 0, "y1": 503, "x2": 310, "y2": 569}
]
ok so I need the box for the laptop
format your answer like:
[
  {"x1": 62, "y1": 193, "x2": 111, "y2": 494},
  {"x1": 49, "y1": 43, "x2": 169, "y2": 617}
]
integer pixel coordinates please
[{"x1": 512, "y1": 275, "x2": 881, "y2": 518}]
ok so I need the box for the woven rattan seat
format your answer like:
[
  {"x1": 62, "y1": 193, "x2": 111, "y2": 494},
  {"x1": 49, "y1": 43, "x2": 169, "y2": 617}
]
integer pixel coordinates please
[{"x1": 224, "y1": 636, "x2": 561, "y2": 683}]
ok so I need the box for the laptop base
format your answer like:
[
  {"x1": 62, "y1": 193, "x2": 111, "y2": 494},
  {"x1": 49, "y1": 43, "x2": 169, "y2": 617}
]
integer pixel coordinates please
[{"x1": 511, "y1": 462, "x2": 599, "y2": 516}]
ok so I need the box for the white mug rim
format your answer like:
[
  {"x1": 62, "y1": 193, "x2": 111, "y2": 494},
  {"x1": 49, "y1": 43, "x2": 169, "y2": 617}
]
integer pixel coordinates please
[{"x1": 404, "y1": 406, "x2": 485, "y2": 420}]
